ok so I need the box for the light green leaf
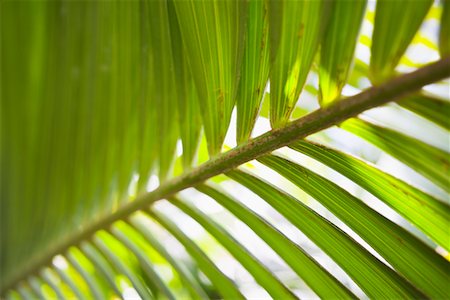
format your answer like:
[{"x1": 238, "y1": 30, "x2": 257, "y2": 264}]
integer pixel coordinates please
[
  {"x1": 80, "y1": 242, "x2": 122, "y2": 296},
  {"x1": 5, "y1": 290, "x2": 20, "y2": 300},
  {"x1": 40, "y1": 269, "x2": 66, "y2": 300},
  {"x1": 128, "y1": 219, "x2": 209, "y2": 300},
  {"x1": 172, "y1": 198, "x2": 297, "y2": 300},
  {"x1": 290, "y1": 140, "x2": 450, "y2": 251},
  {"x1": 173, "y1": 1, "x2": 247, "y2": 155},
  {"x1": 1, "y1": 1, "x2": 449, "y2": 298},
  {"x1": 197, "y1": 184, "x2": 357, "y2": 299},
  {"x1": 228, "y1": 170, "x2": 425, "y2": 299},
  {"x1": 319, "y1": 0, "x2": 367, "y2": 106},
  {"x1": 137, "y1": 0, "x2": 159, "y2": 192},
  {"x1": 236, "y1": 0, "x2": 271, "y2": 144},
  {"x1": 65, "y1": 249, "x2": 105, "y2": 300},
  {"x1": 51, "y1": 263, "x2": 87, "y2": 300},
  {"x1": 93, "y1": 232, "x2": 154, "y2": 300},
  {"x1": 16, "y1": 285, "x2": 36, "y2": 300},
  {"x1": 147, "y1": 0, "x2": 179, "y2": 180},
  {"x1": 269, "y1": 0, "x2": 328, "y2": 128},
  {"x1": 111, "y1": 225, "x2": 176, "y2": 300},
  {"x1": 259, "y1": 153, "x2": 450, "y2": 298},
  {"x1": 167, "y1": 0, "x2": 202, "y2": 169},
  {"x1": 341, "y1": 118, "x2": 450, "y2": 193},
  {"x1": 28, "y1": 277, "x2": 46, "y2": 300},
  {"x1": 147, "y1": 210, "x2": 245, "y2": 300},
  {"x1": 370, "y1": 0, "x2": 433, "y2": 82}
]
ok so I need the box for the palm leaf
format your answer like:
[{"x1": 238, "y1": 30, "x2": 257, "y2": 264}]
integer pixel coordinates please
[{"x1": 1, "y1": 0, "x2": 450, "y2": 299}]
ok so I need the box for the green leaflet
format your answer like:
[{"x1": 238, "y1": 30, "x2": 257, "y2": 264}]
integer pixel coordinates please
[
  {"x1": 52, "y1": 263, "x2": 87, "y2": 300},
  {"x1": 40, "y1": 270, "x2": 66, "y2": 300},
  {"x1": 227, "y1": 170, "x2": 425, "y2": 299},
  {"x1": 137, "y1": 0, "x2": 159, "y2": 191},
  {"x1": 370, "y1": 0, "x2": 433, "y2": 83},
  {"x1": 173, "y1": 1, "x2": 247, "y2": 156},
  {"x1": 28, "y1": 277, "x2": 47, "y2": 300},
  {"x1": 236, "y1": 0, "x2": 271, "y2": 144},
  {"x1": 398, "y1": 93, "x2": 450, "y2": 130},
  {"x1": 259, "y1": 153, "x2": 450, "y2": 298},
  {"x1": 16, "y1": 285, "x2": 36, "y2": 300},
  {"x1": 5, "y1": 290, "x2": 21, "y2": 300},
  {"x1": 93, "y1": 232, "x2": 154, "y2": 299},
  {"x1": 0, "y1": 1, "x2": 149, "y2": 280},
  {"x1": 147, "y1": 210, "x2": 245, "y2": 300},
  {"x1": 79, "y1": 242, "x2": 122, "y2": 296},
  {"x1": 440, "y1": 0, "x2": 450, "y2": 56},
  {"x1": 197, "y1": 184, "x2": 357, "y2": 299},
  {"x1": 341, "y1": 118, "x2": 450, "y2": 193},
  {"x1": 147, "y1": 0, "x2": 179, "y2": 180},
  {"x1": 128, "y1": 219, "x2": 209, "y2": 300},
  {"x1": 113, "y1": 1, "x2": 141, "y2": 202},
  {"x1": 290, "y1": 140, "x2": 450, "y2": 251},
  {"x1": 167, "y1": 0, "x2": 202, "y2": 170},
  {"x1": 18, "y1": 284, "x2": 39, "y2": 299},
  {"x1": 1, "y1": 0, "x2": 449, "y2": 297},
  {"x1": 269, "y1": 0, "x2": 328, "y2": 128},
  {"x1": 110, "y1": 226, "x2": 176, "y2": 300},
  {"x1": 65, "y1": 249, "x2": 105, "y2": 300},
  {"x1": 172, "y1": 198, "x2": 297, "y2": 300},
  {"x1": 319, "y1": 0, "x2": 367, "y2": 106}
]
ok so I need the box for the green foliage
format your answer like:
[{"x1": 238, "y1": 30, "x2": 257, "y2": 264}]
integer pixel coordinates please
[{"x1": 1, "y1": 0, "x2": 449, "y2": 299}]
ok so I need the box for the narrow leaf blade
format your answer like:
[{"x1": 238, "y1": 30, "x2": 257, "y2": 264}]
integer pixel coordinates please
[
  {"x1": 260, "y1": 152, "x2": 450, "y2": 298},
  {"x1": 341, "y1": 118, "x2": 450, "y2": 193},
  {"x1": 370, "y1": 0, "x2": 433, "y2": 82},
  {"x1": 228, "y1": 170, "x2": 425, "y2": 299},
  {"x1": 197, "y1": 184, "x2": 357, "y2": 299},
  {"x1": 269, "y1": 0, "x2": 327, "y2": 128},
  {"x1": 319, "y1": 0, "x2": 367, "y2": 106}
]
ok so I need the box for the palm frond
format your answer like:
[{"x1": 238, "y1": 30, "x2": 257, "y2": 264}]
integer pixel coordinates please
[{"x1": 1, "y1": 0, "x2": 449, "y2": 299}]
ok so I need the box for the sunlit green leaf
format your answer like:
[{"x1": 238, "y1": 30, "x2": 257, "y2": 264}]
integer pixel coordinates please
[
  {"x1": 341, "y1": 118, "x2": 450, "y2": 193},
  {"x1": 319, "y1": 0, "x2": 367, "y2": 106},
  {"x1": 260, "y1": 153, "x2": 450, "y2": 298},
  {"x1": 173, "y1": 198, "x2": 296, "y2": 299},
  {"x1": 167, "y1": 0, "x2": 202, "y2": 169},
  {"x1": 236, "y1": 0, "x2": 271, "y2": 144},
  {"x1": 291, "y1": 140, "x2": 450, "y2": 251},
  {"x1": 80, "y1": 242, "x2": 122, "y2": 296},
  {"x1": 370, "y1": 0, "x2": 433, "y2": 82},
  {"x1": 147, "y1": 210, "x2": 245, "y2": 300},
  {"x1": 128, "y1": 219, "x2": 209, "y2": 300},
  {"x1": 173, "y1": 1, "x2": 247, "y2": 155},
  {"x1": 269, "y1": 0, "x2": 328, "y2": 127},
  {"x1": 197, "y1": 184, "x2": 357, "y2": 299},
  {"x1": 228, "y1": 170, "x2": 424, "y2": 299}
]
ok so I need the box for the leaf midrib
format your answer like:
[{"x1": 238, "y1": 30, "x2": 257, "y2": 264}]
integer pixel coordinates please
[{"x1": 2, "y1": 57, "x2": 449, "y2": 294}]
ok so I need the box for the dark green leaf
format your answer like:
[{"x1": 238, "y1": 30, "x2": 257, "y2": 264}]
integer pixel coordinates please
[
  {"x1": 341, "y1": 118, "x2": 450, "y2": 193},
  {"x1": 197, "y1": 184, "x2": 357, "y2": 299},
  {"x1": 370, "y1": 0, "x2": 433, "y2": 82},
  {"x1": 228, "y1": 170, "x2": 425, "y2": 299},
  {"x1": 260, "y1": 153, "x2": 450, "y2": 298},
  {"x1": 172, "y1": 198, "x2": 297, "y2": 300}
]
